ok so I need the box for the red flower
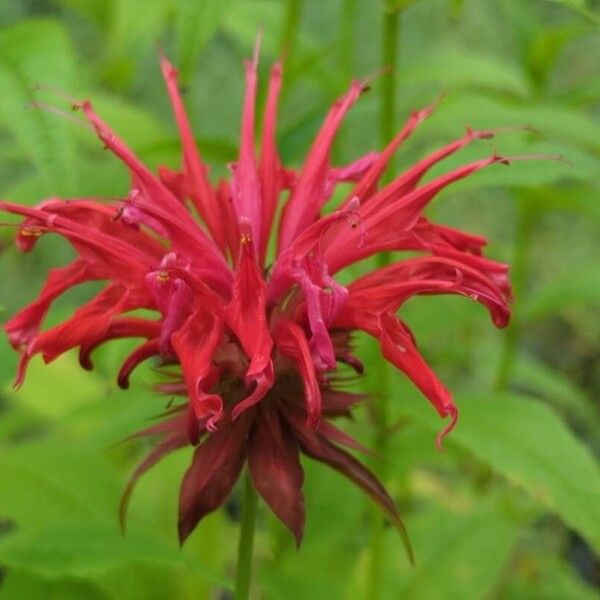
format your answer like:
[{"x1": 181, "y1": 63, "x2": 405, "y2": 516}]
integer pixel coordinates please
[{"x1": 1, "y1": 48, "x2": 513, "y2": 549}]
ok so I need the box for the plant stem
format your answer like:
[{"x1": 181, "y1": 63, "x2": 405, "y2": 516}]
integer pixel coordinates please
[
  {"x1": 235, "y1": 473, "x2": 259, "y2": 600},
  {"x1": 495, "y1": 194, "x2": 536, "y2": 391},
  {"x1": 366, "y1": 5, "x2": 400, "y2": 599}
]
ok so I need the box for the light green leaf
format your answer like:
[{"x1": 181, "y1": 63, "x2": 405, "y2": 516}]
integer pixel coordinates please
[
  {"x1": 393, "y1": 504, "x2": 519, "y2": 600},
  {"x1": 223, "y1": 0, "x2": 285, "y2": 58},
  {"x1": 0, "y1": 20, "x2": 79, "y2": 195},
  {"x1": 0, "y1": 523, "x2": 230, "y2": 597},
  {"x1": 0, "y1": 571, "x2": 104, "y2": 600},
  {"x1": 543, "y1": 0, "x2": 600, "y2": 24},
  {"x1": 4, "y1": 353, "x2": 108, "y2": 420},
  {"x1": 175, "y1": 0, "x2": 233, "y2": 86},
  {"x1": 424, "y1": 93, "x2": 600, "y2": 154},
  {"x1": 401, "y1": 47, "x2": 531, "y2": 97},
  {"x1": 0, "y1": 438, "x2": 121, "y2": 531},
  {"x1": 504, "y1": 554, "x2": 600, "y2": 600},
  {"x1": 512, "y1": 355, "x2": 600, "y2": 433},
  {"x1": 83, "y1": 93, "x2": 168, "y2": 149},
  {"x1": 438, "y1": 394, "x2": 600, "y2": 554},
  {"x1": 522, "y1": 265, "x2": 600, "y2": 320}
]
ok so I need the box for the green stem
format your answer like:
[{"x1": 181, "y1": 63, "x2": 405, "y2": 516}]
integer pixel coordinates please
[
  {"x1": 367, "y1": 6, "x2": 400, "y2": 599},
  {"x1": 495, "y1": 195, "x2": 536, "y2": 391},
  {"x1": 235, "y1": 473, "x2": 259, "y2": 600}
]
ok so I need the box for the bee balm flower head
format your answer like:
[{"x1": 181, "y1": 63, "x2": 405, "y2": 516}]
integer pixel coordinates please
[{"x1": 1, "y1": 46, "x2": 513, "y2": 549}]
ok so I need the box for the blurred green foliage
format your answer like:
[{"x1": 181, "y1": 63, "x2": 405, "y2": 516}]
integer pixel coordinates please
[{"x1": 0, "y1": 0, "x2": 599, "y2": 598}]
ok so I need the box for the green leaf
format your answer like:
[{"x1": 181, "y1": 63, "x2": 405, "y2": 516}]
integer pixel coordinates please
[
  {"x1": 0, "y1": 20, "x2": 79, "y2": 196},
  {"x1": 512, "y1": 356, "x2": 600, "y2": 433},
  {"x1": 543, "y1": 0, "x2": 600, "y2": 24},
  {"x1": 223, "y1": 0, "x2": 285, "y2": 58},
  {"x1": 422, "y1": 136, "x2": 596, "y2": 189},
  {"x1": 83, "y1": 93, "x2": 169, "y2": 149},
  {"x1": 437, "y1": 394, "x2": 600, "y2": 554},
  {"x1": 504, "y1": 554, "x2": 600, "y2": 600},
  {"x1": 402, "y1": 47, "x2": 531, "y2": 97},
  {"x1": 4, "y1": 353, "x2": 108, "y2": 420},
  {"x1": 392, "y1": 503, "x2": 519, "y2": 600},
  {"x1": 0, "y1": 571, "x2": 104, "y2": 600},
  {"x1": 0, "y1": 523, "x2": 230, "y2": 597},
  {"x1": 424, "y1": 92, "x2": 600, "y2": 154},
  {"x1": 522, "y1": 265, "x2": 600, "y2": 321},
  {"x1": 174, "y1": 0, "x2": 232, "y2": 86},
  {"x1": 0, "y1": 438, "x2": 121, "y2": 531}
]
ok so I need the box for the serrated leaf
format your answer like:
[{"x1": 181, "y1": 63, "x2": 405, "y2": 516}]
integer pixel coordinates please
[{"x1": 0, "y1": 20, "x2": 79, "y2": 196}]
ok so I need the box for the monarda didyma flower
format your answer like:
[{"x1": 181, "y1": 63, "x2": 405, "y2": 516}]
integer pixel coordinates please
[{"x1": 1, "y1": 46, "x2": 514, "y2": 549}]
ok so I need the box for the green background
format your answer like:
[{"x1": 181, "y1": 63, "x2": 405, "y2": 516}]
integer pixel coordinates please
[{"x1": 0, "y1": 0, "x2": 599, "y2": 598}]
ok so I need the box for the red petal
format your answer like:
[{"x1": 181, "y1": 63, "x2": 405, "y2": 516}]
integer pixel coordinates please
[
  {"x1": 323, "y1": 154, "x2": 508, "y2": 273},
  {"x1": 30, "y1": 284, "x2": 134, "y2": 365},
  {"x1": 378, "y1": 313, "x2": 458, "y2": 449},
  {"x1": 340, "y1": 104, "x2": 434, "y2": 207},
  {"x1": 259, "y1": 62, "x2": 284, "y2": 263},
  {"x1": 248, "y1": 409, "x2": 305, "y2": 545},
  {"x1": 117, "y1": 338, "x2": 161, "y2": 389},
  {"x1": 226, "y1": 237, "x2": 274, "y2": 418},
  {"x1": 342, "y1": 255, "x2": 510, "y2": 328},
  {"x1": 178, "y1": 417, "x2": 249, "y2": 544},
  {"x1": 120, "y1": 428, "x2": 188, "y2": 531},
  {"x1": 160, "y1": 55, "x2": 228, "y2": 252},
  {"x1": 230, "y1": 47, "x2": 262, "y2": 255},
  {"x1": 316, "y1": 419, "x2": 375, "y2": 456},
  {"x1": 273, "y1": 320, "x2": 322, "y2": 427},
  {"x1": 278, "y1": 80, "x2": 365, "y2": 252},
  {"x1": 171, "y1": 308, "x2": 225, "y2": 426},
  {"x1": 320, "y1": 389, "x2": 366, "y2": 417},
  {"x1": 5, "y1": 260, "x2": 93, "y2": 350},
  {"x1": 79, "y1": 317, "x2": 161, "y2": 370},
  {"x1": 290, "y1": 417, "x2": 414, "y2": 564}
]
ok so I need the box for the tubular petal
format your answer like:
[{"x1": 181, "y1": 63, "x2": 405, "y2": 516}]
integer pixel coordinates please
[
  {"x1": 274, "y1": 320, "x2": 322, "y2": 427},
  {"x1": 160, "y1": 56, "x2": 228, "y2": 251},
  {"x1": 171, "y1": 308, "x2": 225, "y2": 426},
  {"x1": 118, "y1": 338, "x2": 161, "y2": 389},
  {"x1": 259, "y1": 62, "x2": 284, "y2": 263},
  {"x1": 225, "y1": 236, "x2": 274, "y2": 418},
  {"x1": 230, "y1": 49, "x2": 262, "y2": 255},
  {"x1": 278, "y1": 80, "x2": 366, "y2": 252}
]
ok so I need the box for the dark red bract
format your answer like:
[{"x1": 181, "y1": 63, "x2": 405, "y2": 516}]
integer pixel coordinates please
[{"x1": 1, "y1": 47, "x2": 513, "y2": 548}]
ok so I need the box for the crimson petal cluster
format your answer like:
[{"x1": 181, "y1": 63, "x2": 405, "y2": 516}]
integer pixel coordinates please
[{"x1": 1, "y1": 49, "x2": 512, "y2": 546}]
